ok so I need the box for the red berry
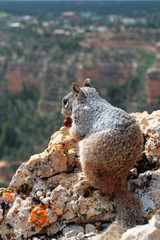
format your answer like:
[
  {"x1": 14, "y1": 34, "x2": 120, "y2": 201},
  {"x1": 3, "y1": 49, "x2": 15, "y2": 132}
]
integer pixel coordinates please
[{"x1": 63, "y1": 117, "x2": 72, "y2": 127}]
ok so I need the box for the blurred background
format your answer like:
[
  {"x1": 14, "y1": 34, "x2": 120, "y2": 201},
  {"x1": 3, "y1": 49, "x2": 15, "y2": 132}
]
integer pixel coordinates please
[{"x1": 0, "y1": 0, "x2": 160, "y2": 187}]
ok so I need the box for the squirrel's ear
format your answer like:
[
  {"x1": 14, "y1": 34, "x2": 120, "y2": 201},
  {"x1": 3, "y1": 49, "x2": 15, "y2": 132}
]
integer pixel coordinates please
[
  {"x1": 72, "y1": 82, "x2": 85, "y2": 100},
  {"x1": 72, "y1": 82, "x2": 80, "y2": 94},
  {"x1": 83, "y1": 78, "x2": 93, "y2": 88}
]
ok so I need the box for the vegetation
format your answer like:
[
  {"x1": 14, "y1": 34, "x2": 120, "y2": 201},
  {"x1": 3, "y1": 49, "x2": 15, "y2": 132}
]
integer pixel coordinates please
[
  {"x1": 0, "y1": 88, "x2": 62, "y2": 162},
  {"x1": 130, "y1": 51, "x2": 156, "y2": 111},
  {"x1": 107, "y1": 51, "x2": 156, "y2": 112},
  {"x1": 0, "y1": 1, "x2": 160, "y2": 19},
  {"x1": 0, "y1": 182, "x2": 8, "y2": 188}
]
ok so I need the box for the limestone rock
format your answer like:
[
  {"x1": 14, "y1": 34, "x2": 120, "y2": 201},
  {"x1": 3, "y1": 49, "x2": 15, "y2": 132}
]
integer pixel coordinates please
[
  {"x1": 26, "y1": 127, "x2": 78, "y2": 178},
  {"x1": 9, "y1": 162, "x2": 33, "y2": 189},
  {"x1": 62, "y1": 225, "x2": 84, "y2": 238},
  {"x1": 135, "y1": 169, "x2": 160, "y2": 219},
  {"x1": 0, "y1": 111, "x2": 160, "y2": 240},
  {"x1": 0, "y1": 197, "x2": 34, "y2": 239},
  {"x1": 0, "y1": 209, "x2": 3, "y2": 222},
  {"x1": 132, "y1": 110, "x2": 160, "y2": 164},
  {"x1": 85, "y1": 224, "x2": 97, "y2": 234},
  {"x1": 121, "y1": 210, "x2": 160, "y2": 240},
  {"x1": 47, "y1": 222, "x2": 66, "y2": 236}
]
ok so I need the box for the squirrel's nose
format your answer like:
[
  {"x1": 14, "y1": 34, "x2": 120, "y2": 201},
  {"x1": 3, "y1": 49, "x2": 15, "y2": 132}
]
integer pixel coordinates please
[{"x1": 63, "y1": 99, "x2": 68, "y2": 105}]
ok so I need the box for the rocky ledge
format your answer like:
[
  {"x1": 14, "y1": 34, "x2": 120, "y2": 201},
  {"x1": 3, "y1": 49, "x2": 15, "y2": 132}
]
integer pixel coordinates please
[{"x1": 0, "y1": 110, "x2": 160, "y2": 240}]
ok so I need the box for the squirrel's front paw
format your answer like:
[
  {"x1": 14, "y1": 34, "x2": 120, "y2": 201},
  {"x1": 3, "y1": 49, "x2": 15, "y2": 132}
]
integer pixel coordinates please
[{"x1": 69, "y1": 127, "x2": 84, "y2": 142}]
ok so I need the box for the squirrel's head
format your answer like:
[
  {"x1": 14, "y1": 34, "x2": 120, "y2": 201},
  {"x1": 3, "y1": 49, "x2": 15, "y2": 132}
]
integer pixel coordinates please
[{"x1": 61, "y1": 78, "x2": 92, "y2": 117}]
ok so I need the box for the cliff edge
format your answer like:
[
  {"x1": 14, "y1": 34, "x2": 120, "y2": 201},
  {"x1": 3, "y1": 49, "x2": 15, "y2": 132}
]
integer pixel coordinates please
[{"x1": 0, "y1": 110, "x2": 160, "y2": 240}]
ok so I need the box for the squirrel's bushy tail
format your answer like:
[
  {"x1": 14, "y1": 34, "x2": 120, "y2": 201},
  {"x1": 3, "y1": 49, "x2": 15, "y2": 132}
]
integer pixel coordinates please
[{"x1": 96, "y1": 187, "x2": 143, "y2": 240}]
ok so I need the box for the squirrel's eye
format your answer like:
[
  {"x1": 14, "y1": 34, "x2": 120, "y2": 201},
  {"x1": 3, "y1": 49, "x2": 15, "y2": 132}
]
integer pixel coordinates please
[{"x1": 63, "y1": 99, "x2": 68, "y2": 105}]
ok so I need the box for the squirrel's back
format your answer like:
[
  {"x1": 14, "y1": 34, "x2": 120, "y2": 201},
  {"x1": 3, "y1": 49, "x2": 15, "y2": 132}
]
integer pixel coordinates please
[{"x1": 72, "y1": 86, "x2": 136, "y2": 137}]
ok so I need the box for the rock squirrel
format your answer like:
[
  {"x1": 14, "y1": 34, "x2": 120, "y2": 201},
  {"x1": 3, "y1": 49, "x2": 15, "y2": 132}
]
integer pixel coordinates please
[{"x1": 61, "y1": 79, "x2": 144, "y2": 240}]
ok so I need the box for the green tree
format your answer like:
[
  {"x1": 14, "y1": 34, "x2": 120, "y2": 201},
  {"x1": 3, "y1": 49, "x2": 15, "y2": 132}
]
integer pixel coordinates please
[
  {"x1": 107, "y1": 83, "x2": 126, "y2": 110},
  {"x1": 0, "y1": 121, "x2": 19, "y2": 156}
]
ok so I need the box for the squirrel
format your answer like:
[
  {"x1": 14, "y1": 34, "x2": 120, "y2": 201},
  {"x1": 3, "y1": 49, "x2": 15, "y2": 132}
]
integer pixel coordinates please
[{"x1": 61, "y1": 79, "x2": 144, "y2": 240}]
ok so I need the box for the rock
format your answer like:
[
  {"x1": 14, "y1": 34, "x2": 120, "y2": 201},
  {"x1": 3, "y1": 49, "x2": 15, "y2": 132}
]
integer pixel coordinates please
[
  {"x1": 128, "y1": 178, "x2": 143, "y2": 191},
  {"x1": 39, "y1": 237, "x2": 46, "y2": 240},
  {"x1": 0, "y1": 209, "x2": 3, "y2": 221},
  {"x1": 36, "y1": 191, "x2": 43, "y2": 197},
  {"x1": 26, "y1": 127, "x2": 78, "y2": 178},
  {"x1": 85, "y1": 224, "x2": 97, "y2": 234},
  {"x1": 40, "y1": 196, "x2": 44, "y2": 201},
  {"x1": 47, "y1": 222, "x2": 66, "y2": 236},
  {"x1": 69, "y1": 237, "x2": 76, "y2": 240},
  {"x1": 63, "y1": 200, "x2": 78, "y2": 221},
  {"x1": 78, "y1": 190, "x2": 115, "y2": 222},
  {"x1": 129, "y1": 168, "x2": 138, "y2": 177},
  {"x1": 86, "y1": 234, "x2": 97, "y2": 240},
  {"x1": 0, "y1": 111, "x2": 160, "y2": 240},
  {"x1": 26, "y1": 149, "x2": 67, "y2": 178},
  {"x1": 46, "y1": 190, "x2": 51, "y2": 197},
  {"x1": 41, "y1": 197, "x2": 50, "y2": 205},
  {"x1": 62, "y1": 225, "x2": 84, "y2": 238},
  {"x1": 137, "y1": 169, "x2": 160, "y2": 219},
  {"x1": 9, "y1": 163, "x2": 33, "y2": 189},
  {"x1": 31, "y1": 177, "x2": 47, "y2": 195},
  {"x1": 0, "y1": 197, "x2": 35, "y2": 239},
  {"x1": 132, "y1": 110, "x2": 160, "y2": 164},
  {"x1": 57, "y1": 237, "x2": 65, "y2": 240},
  {"x1": 76, "y1": 232, "x2": 86, "y2": 239},
  {"x1": 121, "y1": 210, "x2": 160, "y2": 240},
  {"x1": 50, "y1": 185, "x2": 69, "y2": 217}
]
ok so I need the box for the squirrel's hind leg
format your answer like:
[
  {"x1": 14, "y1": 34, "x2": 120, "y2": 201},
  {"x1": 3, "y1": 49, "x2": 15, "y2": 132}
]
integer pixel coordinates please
[{"x1": 80, "y1": 160, "x2": 116, "y2": 196}]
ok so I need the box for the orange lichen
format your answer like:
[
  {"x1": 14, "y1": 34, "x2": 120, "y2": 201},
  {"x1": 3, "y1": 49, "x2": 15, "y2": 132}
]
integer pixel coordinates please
[
  {"x1": 3, "y1": 192, "x2": 14, "y2": 200},
  {"x1": 52, "y1": 197, "x2": 58, "y2": 203},
  {"x1": 44, "y1": 203, "x2": 49, "y2": 209},
  {"x1": 51, "y1": 206, "x2": 62, "y2": 216},
  {"x1": 13, "y1": 209, "x2": 19, "y2": 214},
  {"x1": 149, "y1": 207, "x2": 159, "y2": 215},
  {"x1": 30, "y1": 204, "x2": 50, "y2": 228}
]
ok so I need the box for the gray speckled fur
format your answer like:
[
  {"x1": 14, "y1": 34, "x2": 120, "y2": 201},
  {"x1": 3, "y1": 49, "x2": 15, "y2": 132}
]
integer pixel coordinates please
[
  {"x1": 72, "y1": 87, "x2": 135, "y2": 138},
  {"x1": 62, "y1": 82, "x2": 144, "y2": 240}
]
